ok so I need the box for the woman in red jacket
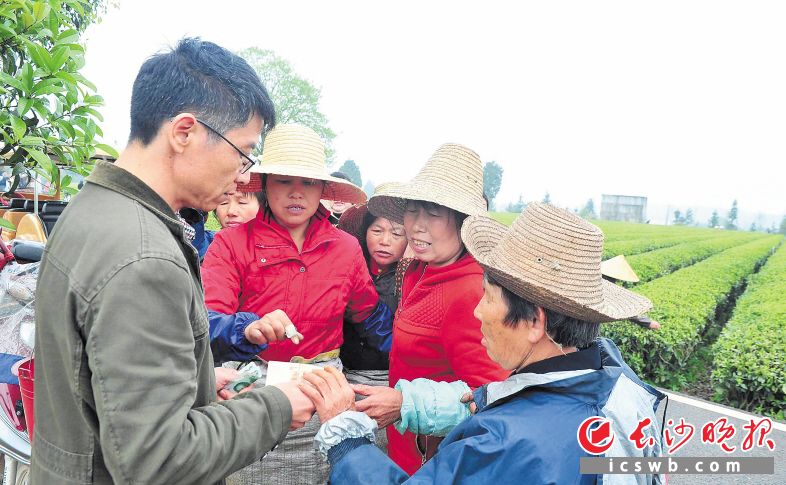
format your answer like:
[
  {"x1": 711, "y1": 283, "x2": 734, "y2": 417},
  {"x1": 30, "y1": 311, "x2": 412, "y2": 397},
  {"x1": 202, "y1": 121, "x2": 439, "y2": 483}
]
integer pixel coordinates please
[
  {"x1": 201, "y1": 123, "x2": 393, "y2": 484},
  {"x1": 202, "y1": 124, "x2": 393, "y2": 364},
  {"x1": 354, "y1": 143, "x2": 509, "y2": 474}
]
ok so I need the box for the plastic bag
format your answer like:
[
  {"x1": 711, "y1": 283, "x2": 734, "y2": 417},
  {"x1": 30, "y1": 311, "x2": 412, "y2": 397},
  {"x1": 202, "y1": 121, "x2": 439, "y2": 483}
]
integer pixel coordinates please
[{"x1": 0, "y1": 262, "x2": 39, "y2": 356}]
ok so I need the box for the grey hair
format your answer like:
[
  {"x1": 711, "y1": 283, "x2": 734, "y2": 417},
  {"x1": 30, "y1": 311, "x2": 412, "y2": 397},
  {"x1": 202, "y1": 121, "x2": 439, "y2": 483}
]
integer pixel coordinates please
[{"x1": 484, "y1": 272, "x2": 600, "y2": 348}]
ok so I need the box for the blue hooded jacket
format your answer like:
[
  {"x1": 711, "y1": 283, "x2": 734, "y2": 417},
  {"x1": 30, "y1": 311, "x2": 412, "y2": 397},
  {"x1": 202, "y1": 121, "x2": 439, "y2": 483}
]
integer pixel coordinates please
[
  {"x1": 191, "y1": 220, "x2": 215, "y2": 259},
  {"x1": 327, "y1": 338, "x2": 665, "y2": 484}
]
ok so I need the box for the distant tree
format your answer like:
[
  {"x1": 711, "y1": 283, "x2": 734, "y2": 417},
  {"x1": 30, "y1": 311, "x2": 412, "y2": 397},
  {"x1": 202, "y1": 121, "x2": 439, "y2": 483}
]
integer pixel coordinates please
[
  {"x1": 336, "y1": 159, "x2": 362, "y2": 187},
  {"x1": 749, "y1": 222, "x2": 758, "y2": 232},
  {"x1": 708, "y1": 210, "x2": 720, "y2": 228},
  {"x1": 542, "y1": 192, "x2": 551, "y2": 204},
  {"x1": 482, "y1": 161, "x2": 504, "y2": 210},
  {"x1": 238, "y1": 47, "x2": 336, "y2": 161},
  {"x1": 506, "y1": 194, "x2": 525, "y2": 213},
  {"x1": 673, "y1": 210, "x2": 684, "y2": 225},
  {"x1": 725, "y1": 200, "x2": 738, "y2": 230},
  {"x1": 578, "y1": 199, "x2": 597, "y2": 219},
  {"x1": 362, "y1": 180, "x2": 375, "y2": 199},
  {"x1": 684, "y1": 209, "x2": 694, "y2": 226},
  {"x1": 779, "y1": 215, "x2": 786, "y2": 235}
]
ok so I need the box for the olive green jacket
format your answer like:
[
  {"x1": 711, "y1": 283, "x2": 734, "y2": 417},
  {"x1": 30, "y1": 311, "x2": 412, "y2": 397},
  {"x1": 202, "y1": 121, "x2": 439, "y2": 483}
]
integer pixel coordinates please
[{"x1": 32, "y1": 162, "x2": 292, "y2": 484}]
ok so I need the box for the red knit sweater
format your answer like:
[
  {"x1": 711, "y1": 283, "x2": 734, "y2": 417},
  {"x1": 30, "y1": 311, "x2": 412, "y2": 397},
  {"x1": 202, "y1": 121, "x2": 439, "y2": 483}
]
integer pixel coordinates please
[{"x1": 387, "y1": 253, "x2": 508, "y2": 474}]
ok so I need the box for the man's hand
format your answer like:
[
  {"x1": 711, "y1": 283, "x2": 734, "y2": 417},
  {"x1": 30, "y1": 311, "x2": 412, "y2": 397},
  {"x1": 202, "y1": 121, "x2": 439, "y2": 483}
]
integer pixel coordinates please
[
  {"x1": 214, "y1": 367, "x2": 251, "y2": 401},
  {"x1": 352, "y1": 384, "x2": 402, "y2": 428},
  {"x1": 271, "y1": 381, "x2": 316, "y2": 430},
  {"x1": 298, "y1": 367, "x2": 356, "y2": 423},
  {"x1": 244, "y1": 309, "x2": 303, "y2": 345}
]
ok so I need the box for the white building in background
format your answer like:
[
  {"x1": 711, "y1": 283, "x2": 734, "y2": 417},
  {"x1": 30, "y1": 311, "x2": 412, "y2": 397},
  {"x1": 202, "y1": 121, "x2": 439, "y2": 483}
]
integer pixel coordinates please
[{"x1": 600, "y1": 194, "x2": 648, "y2": 223}]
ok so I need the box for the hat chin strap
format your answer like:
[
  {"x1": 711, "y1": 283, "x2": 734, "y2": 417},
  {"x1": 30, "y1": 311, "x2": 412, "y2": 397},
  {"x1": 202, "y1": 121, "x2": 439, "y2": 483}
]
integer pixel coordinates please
[
  {"x1": 514, "y1": 333, "x2": 568, "y2": 373},
  {"x1": 514, "y1": 346, "x2": 536, "y2": 373}
]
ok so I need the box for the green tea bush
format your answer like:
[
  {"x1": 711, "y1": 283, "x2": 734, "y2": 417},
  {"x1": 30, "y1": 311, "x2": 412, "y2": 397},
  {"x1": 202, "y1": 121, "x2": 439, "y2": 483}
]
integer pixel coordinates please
[
  {"x1": 596, "y1": 221, "x2": 720, "y2": 243},
  {"x1": 712, "y1": 242, "x2": 786, "y2": 419},
  {"x1": 626, "y1": 232, "x2": 765, "y2": 283},
  {"x1": 604, "y1": 234, "x2": 716, "y2": 260},
  {"x1": 603, "y1": 235, "x2": 782, "y2": 387}
]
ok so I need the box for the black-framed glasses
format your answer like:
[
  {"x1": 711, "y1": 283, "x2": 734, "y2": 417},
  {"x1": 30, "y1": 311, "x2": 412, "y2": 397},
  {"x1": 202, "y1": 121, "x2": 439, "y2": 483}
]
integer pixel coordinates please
[{"x1": 196, "y1": 119, "x2": 257, "y2": 174}]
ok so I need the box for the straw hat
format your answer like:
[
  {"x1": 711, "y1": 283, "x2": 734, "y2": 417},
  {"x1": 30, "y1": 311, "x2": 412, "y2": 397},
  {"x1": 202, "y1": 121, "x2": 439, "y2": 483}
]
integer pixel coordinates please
[
  {"x1": 601, "y1": 255, "x2": 640, "y2": 283},
  {"x1": 252, "y1": 124, "x2": 366, "y2": 204},
  {"x1": 367, "y1": 143, "x2": 486, "y2": 223},
  {"x1": 336, "y1": 203, "x2": 369, "y2": 241},
  {"x1": 461, "y1": 203, "x2": 652, "y2": 323}
]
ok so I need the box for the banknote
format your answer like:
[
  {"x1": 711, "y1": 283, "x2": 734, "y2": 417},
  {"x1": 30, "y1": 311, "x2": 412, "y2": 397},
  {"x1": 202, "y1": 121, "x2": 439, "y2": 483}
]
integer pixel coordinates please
[
  {"x1": 223, "y1": 362, "x2": 263, "y2": 393},
  {"x1": 265, "y1": 360, "x2": 320, "y2": 386}
]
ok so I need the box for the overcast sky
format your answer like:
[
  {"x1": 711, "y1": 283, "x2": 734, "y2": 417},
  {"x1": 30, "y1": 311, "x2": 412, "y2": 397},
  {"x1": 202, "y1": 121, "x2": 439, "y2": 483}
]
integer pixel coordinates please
[{"x1": 81, "y1": 1, "x2": 785, "y2": 224}]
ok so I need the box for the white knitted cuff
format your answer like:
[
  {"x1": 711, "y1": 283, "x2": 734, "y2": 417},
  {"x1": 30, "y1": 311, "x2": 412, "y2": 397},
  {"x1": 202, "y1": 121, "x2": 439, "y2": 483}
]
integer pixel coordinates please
[{"x1": 314, "y1": 411, "x2": 378, "y2": 457}]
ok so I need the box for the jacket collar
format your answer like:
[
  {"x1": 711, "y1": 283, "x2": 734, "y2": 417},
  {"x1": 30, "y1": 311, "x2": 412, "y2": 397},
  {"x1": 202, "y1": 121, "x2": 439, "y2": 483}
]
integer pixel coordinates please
[
  {"x1": 369, "y1": 259, "x2": 395, "y2": 278},
  {"x1": 253, "y1": 204, "x2": 338, "y2": 252},
  {"x1": 86, "y1": 161, "x2": 185, "y2": 240},
  {"x1": 405, "y1": 252, "x2": 481, "y2": 289},
  {"x1": 480, "y1": 338, "x2": 664, "y2": 410},
  {"x1": 515, "y1": 341, "x2": 601, "y2": 375}
]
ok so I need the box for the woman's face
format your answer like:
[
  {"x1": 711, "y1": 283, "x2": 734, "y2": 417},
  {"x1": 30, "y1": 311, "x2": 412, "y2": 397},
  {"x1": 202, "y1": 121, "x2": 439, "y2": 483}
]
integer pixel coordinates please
[
  {"x1": 215, "y1": 191, "x2": 260, "y2": 228},
  {"x1": 402, "y1": 201, "x2": 463, "y2": 267},
  {"x1": 365, "y1": 217, "x2": 407, "y2": 270},
  {"x1": 265, "y1": 175, "x2": 324, "y2": 233},
  {"x1": 324, "y1": 199, "x2": 353, "y2": 215},
  {"x1": 473, "y1": 279, "x2": 531, "y2": 370}
]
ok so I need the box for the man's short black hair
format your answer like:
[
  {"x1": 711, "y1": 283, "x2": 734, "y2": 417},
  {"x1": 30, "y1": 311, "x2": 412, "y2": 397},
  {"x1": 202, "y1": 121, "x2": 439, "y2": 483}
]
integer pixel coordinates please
[
  {"x1": 129, "y1": 38, "x2": 276, "y2": 145},
  {"x1": 484, "y1": 272, "x2": 600, "y2": 348}
]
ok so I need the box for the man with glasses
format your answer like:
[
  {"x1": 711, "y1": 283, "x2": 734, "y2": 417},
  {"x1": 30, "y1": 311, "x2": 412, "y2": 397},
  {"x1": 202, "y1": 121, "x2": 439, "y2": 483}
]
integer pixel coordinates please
[
  {"x1": 196, "y1": 118, "x2": 260, "y2": 175},
  {"x1": 32, "y1": 38, "x2": 315, "y2": 484}
]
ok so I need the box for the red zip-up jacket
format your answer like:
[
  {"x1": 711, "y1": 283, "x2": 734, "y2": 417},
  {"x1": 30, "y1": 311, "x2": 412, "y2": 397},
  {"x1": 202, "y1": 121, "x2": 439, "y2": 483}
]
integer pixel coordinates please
[
  {"x1": 387, "y1": 253, "x2": 508, "y2": 474},
  {"x1": 202, "y1": 206, "x2": 382, "y2": 362}
]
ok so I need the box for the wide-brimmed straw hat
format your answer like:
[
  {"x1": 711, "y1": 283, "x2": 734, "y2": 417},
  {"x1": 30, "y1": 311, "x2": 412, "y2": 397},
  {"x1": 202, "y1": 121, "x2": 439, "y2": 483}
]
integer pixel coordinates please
[
  {"x1": 367, "y1": 143, "x2": 486, "y2": 223},
  {"x1": 251, "y1": 124, "x2": 366, "y2": 204},
  {"x1": 336, "y1": 203, "x2": 369, "y2": 241},
  {"x1": 461, "y1": 202, "x2": 652, "y2": 323},
  {"x1": 601, "y1": 255, "x2": 640, "y2": 283}
]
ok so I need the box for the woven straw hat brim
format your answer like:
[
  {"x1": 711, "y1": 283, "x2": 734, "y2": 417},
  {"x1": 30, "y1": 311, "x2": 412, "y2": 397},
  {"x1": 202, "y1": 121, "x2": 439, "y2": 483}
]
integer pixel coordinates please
[
  {"x1": 250, "y1": 123, "x2": 366, "y2": 205},
  {"x1": 255, "y1": 163, "x2": 367, "y2": 205},
  {"x1": 337, "y1": 203, "x2": 368, "y2": 241},
  {"x1": 367, "y1": 143, "x2": 487, "y2": 223},
  {"x1": 461, "y1": 214, "x2": 652, "y2": 323},
  {"x1": 368, "y1": 180, "x2": 486, "y2": 224},
  {"x1": 601, "y1": 255, "x2": 640, "y2": 283}
]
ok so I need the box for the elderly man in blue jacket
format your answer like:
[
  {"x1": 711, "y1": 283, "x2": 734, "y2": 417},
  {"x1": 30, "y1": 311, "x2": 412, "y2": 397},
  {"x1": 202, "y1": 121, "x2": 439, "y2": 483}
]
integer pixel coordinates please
[{"x1": 298, "y1": 203, "x2": 665, "y2": 484}]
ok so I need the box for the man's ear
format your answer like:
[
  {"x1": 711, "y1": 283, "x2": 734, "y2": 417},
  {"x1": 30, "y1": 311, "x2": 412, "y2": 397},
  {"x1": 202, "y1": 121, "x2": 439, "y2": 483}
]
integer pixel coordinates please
[
  {"x1": 526, "y1": 306, "x2": 548, "y2": 344},
  {"x1": 168, "y1": 113, "x2": 198, "y2": 154}
]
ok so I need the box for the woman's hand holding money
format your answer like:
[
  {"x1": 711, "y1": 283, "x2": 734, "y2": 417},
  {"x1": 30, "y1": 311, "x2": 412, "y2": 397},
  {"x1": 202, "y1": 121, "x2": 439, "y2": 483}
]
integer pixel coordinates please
[{"x1": 244, "y1": 309, "x2": 304, "y2": 345}]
